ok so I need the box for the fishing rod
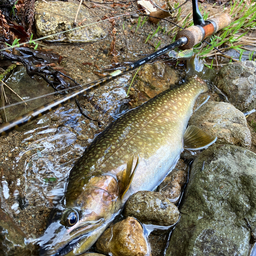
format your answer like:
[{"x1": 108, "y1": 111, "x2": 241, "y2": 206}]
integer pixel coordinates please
[{"x1": 0, "y1": 1, "x2": 231, "y2": 135}]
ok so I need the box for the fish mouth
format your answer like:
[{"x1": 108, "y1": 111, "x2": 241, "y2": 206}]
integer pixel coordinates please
[
  {"x1": 39, "y1": 218, "x2": 105, "y2": 256},
  {"x1": 40, "y1": 227, "x2": 94, "y2": 256},
  {"x1": 40, "y1": 208, "x2": 122, "y2": 256},
  {"x1": 51, "y1": 235, "x2": 84, "y2": 256}
]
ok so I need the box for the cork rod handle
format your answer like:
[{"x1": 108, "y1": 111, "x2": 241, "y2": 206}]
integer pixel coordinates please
[{"x1": 177, "y1": 13, "x2": 231, "y2": 49}]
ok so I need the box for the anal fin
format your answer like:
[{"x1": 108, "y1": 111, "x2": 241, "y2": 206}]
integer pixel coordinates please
[{"x1": 184, "y1": 125, "x2": 217, "y2": 150}]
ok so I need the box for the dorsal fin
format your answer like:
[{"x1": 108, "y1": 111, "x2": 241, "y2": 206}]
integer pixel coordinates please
[
  {"x1": 120, "y1": 155, "x2": 139, "y2": 200},
  {"x1": 184, "y1": 125, "x2": 217, "y2": 150}
]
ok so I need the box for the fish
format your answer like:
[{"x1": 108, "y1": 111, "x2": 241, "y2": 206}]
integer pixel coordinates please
[{"x1": 39, "y1": 77, "x2": 216, "y2": 256}]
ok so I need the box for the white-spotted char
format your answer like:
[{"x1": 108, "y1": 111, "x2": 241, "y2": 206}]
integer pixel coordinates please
[{"x1": 40, "y1": 77, "x2": 214, "y2": 256}]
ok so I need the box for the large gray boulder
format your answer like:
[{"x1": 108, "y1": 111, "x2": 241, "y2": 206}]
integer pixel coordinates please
[
  {"x1": 189, "y1": 101, "x2": 251, "y2": 148},
  {"x1": 166, "y1": 144, "x2": 256, "y2": 256},
  {"x1": 35, "y1": 2, "x2": 106, "y2": 43},
  {"x1": 215, "y1": 61, "x2": 256, "y2": 112}
]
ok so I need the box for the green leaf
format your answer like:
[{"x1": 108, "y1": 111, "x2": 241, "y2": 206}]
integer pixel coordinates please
[
  {"x1": 135, "y1": 16, "x2": 141, "y2": 33},
  {"x1": 155, "y1": 41, "x2": 161, "y2": 50},
  {"x1": 44, "y1": 177, "x2": 57, "y2": 183}
]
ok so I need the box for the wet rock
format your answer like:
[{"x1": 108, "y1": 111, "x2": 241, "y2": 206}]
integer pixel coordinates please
[
  {"x1": 245, "y1": 112, "x2": 256, "y2": 151},
  {"x1": 136, "y1": 61, "x2": 179, "y2": 98},
  {"x1": 77, "y1": 134, "x2": 89, "y2": 141},
  {"x1": 124, "y1": 191, "x2": 179, "y2": 226},
  {"x1": 157, "y1": 159, "x2": 187, "y2": 204},
  {"x1": 0, "y1": 207, "x2": 33, "y2": 255},
  {"x1": 96, "y1": 217, "x2": 150, "y2": 256},
  {"x1": 189, "y1": 101, "x2": 251, "y2": 148},
  {"x1": 148, "y1": 232, "x2": 168, "y2": 256},
  {"x1": 166, "y1": 144, "x2": 256, "y2": 256},
  {"x1": 51, "y1": 115, "x2": 60, "y2": 122},
  {"x1": 35, "y1": 2, "x2": 106, "y2": 43},
  {"x1": 215, "y1": 61, "x2": 256, "y2": 111}
]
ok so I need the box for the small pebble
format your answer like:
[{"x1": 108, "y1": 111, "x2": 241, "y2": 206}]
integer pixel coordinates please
[
  {"x1": 77, "y1": 134, "x2": 89, "y2": 141},
  {"x1": 131, "y1": 13, "x2": 139, "y2": 18},
  {"x1": 51, "y1": 115, "x2": 60, "y2": 121}
]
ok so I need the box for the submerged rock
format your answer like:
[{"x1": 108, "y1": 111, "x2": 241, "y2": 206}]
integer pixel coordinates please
[
  {"x1": 35, "y1": 2, "x2": 106, "y2": 43},
  {"x1": 96, "y1": 217, "x2": 150, "y2": 256},
  {"x1": 124, "y1": 191, "x2": 179, "y2": 226},
  {"x1": 0, "y1": 206, "x2": 33, "y2": 255},
  {"x1": 135, "y1": 61, "x2": 179, "y2": 98},
  {"x1": 166, "y1": 144, "x2": 256, "y2": 256},
  {"x1": 148, "y1": 232, "x2": 169, "y2": 256},
  {"x1": 215, "y1": 61, "x2": 256, "y2": 112},
  {"x1": 0, "y1": 66, "x2": 54, "y2": 124},
  {"x1": 189, "y1": 101, "x2": 251, "y2": 148}
]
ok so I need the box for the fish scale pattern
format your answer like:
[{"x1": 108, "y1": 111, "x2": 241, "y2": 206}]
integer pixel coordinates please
[{"x1": 66, "y1": 78, "x2": 207, "y2": 203}]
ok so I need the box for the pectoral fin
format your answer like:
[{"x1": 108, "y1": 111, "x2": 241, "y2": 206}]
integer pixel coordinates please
[
  {"x1": 184, "y1": 125, "x2": 217, "y2": 150},
  {"x1": 120, "y1": 155, "x2": 139, "y2": 199}
]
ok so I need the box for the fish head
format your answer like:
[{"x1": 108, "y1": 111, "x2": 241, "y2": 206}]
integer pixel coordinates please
[{"x1": 39, "y1": 174, "x2": 121, "y2": 256}]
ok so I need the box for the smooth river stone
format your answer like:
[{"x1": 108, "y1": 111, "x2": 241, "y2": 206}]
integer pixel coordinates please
[
  {"x1": 124, "y1": 191, "x2": 179, "y2": 226},
  {"x1": 96, "y1": 217, "x2": 150, "y2": 256},
  {"x1": 189, "y1": 101, "x2": 251, "y2": 148}
]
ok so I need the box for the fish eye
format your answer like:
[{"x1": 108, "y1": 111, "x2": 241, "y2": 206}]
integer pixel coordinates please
[
  {"x1": 67, "y1": 211, "x2": 77, "y2": 226},
  {"x1": 61, "y1": 209, "x2": 79, "y2": 227}
]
